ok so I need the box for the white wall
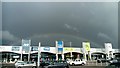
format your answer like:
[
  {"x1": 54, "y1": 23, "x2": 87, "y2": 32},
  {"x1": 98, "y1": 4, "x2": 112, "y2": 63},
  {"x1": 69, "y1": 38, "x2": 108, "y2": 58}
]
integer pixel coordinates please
[{"x1": 0, "y1": 46, "x2": 119, "y2": 55}]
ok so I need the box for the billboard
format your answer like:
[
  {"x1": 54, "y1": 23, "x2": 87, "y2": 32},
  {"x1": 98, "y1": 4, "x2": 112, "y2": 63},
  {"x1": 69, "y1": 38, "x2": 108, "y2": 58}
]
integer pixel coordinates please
[
  {"x1": 105, "y1": 43, "x2": 113, "y2": 53},
  {"x1": 82, "y1": 42, "x2": 91, "y2": 52},
  {"x1": 57, "y1": 41, "x2": 63, "y2": 48},
  {"x1": 22, "y1": 39, "x2": 31, "y2": 53},
  {"x1": 56, "y1": 41, "x2": 64, "y2": 53}
]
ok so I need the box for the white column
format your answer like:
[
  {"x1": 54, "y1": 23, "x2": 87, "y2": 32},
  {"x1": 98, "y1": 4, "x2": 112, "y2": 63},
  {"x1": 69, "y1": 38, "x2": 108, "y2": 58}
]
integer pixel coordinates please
[
  {"x1": 112, "y1": 52, "x2": 113, "y2": 58},
  {"x1": 28, "y1": 40, "x2": 31, "y2": 61},
  {"x1": 88, "y1": 51, "x2": 91, "y2": 60},
  {"x1": 70, "y1": 42, "x2": 72, "y2": 59},
  {"x1": 84, "y1": 53, "x2": 87, "y2": 61},
  {"x1": 77, "y1": 54, "x2": 80, "y2": 59},
  {"x1": 20, "y1": 46, "x2": 23, "y2": 61},
  {"x1": 56, "y1": 41, "x2": 58, "y2": 60},
  {"x1": 89, "y1": 52, "x2": 91, "y2": 60},
  {"x1": 28, "y1": 46, "x2": 31, "y2": 61},
  {"x1": 62, "y1": 54, "x2": 64, "y2": 60},
  {"x1": 56, "y1": 53, "x2": 58, "y2": 61},
  {"x1": 38, "y1": 42, "x2": 41, "y2": 67}
]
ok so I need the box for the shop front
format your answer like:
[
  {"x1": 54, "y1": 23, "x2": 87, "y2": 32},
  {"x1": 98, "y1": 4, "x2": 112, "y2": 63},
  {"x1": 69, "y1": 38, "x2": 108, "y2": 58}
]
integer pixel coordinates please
[
  {"x1": 91, "y1": 52, "x2": 106, "y2": 60},
  {"x1": 64, "y1": 47, "x2": 83, "y2": 60},
  {"x1": 1, "y1": 52, "x2": 20, "y2": 63}
]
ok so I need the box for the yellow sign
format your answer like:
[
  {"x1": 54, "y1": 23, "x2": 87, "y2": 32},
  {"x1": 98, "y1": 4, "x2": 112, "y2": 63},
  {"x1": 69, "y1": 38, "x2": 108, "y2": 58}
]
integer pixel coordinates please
[
  {"x1": 85, "y1": 42, "x2": 90, "y2": 51},
  {"x1": 64, "y1": 48, "x2": 74, "y2": 51}
]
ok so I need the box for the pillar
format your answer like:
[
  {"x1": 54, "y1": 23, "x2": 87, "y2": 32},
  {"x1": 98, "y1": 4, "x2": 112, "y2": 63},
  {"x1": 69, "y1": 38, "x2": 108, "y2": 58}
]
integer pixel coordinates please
[
  {"x1": 88, "y1": 51, "x2": 91, "y2": 60},
  {"x1": 62, "y1": 54, "x2": 64, "y2": 60},
  {"x1": 56, "y1": 53, "x2": 58, "y2": 61},
  {"x1": 84, "y1": 53, "x2": 87, "y2": 61}
]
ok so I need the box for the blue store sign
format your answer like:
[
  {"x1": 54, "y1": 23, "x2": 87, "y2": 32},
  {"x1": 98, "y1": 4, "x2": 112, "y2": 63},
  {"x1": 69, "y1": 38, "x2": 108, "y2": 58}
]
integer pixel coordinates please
[
  {"x1": 57, "y1": 41, "x2": 63, "y2": 53},
  {"x1": 44, "y1": 47, "x2": 50, "y2": 51},
  {"x1": 58, "y1": 41, "x2": 63, "y2": 48},
  {"x1": 58, "y1": 48, "x2": 63, "y2": 51}
]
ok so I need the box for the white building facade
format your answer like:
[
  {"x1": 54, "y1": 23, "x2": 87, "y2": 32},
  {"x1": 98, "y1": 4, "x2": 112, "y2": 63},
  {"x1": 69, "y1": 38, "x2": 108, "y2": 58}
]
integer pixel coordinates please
[{"x1": 0, "y1": 45, "x2": 120, "y2": 63}]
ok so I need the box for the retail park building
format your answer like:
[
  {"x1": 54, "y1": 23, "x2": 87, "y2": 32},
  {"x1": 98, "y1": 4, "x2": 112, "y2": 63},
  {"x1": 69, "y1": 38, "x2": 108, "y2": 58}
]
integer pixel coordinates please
[{"x1": 0, "y1": 40, "x2": 120, "y2": 63}]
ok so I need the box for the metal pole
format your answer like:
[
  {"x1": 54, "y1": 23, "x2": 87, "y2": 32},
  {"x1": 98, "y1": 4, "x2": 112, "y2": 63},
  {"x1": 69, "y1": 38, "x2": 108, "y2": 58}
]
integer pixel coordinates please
[
  {"x1": 28, "y1": 40, "x2": 31, "y2": 61},
  {"x1": 38, "y1": 43, "x2": 40, "y2": 67},
  {"x1": 106, "y1": 54, "x2": 108, "y2": 66},
  {"x1": 70, "y1": 42, "x2": 72, "y2": 60},
  {"x1": 21, "y1": 39, "x2": 23, "y2": 61},
  {"x1": 28, "y1": 47, "x2": 31, "y2": 61}
]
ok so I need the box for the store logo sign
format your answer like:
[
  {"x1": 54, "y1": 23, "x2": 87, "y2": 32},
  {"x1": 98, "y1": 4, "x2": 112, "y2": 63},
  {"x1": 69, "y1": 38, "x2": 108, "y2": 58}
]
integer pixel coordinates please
[
  {"x1": 0, "y1": 47, "x2": 5, "y2": 51},
  {"x1": 64, "y1": 48, "x2": 73, "y2": 51},
  {"x1": 44, "y1": 47, "x2": 50, "y2": 51},
  {"x1": 58, "y1": 41, "x2": 63, "y2": 48}
]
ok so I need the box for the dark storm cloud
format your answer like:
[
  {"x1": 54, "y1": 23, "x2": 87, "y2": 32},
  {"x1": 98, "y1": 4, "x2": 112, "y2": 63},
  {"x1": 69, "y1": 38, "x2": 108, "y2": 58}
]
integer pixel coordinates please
[
  {"x1": 2, "y1": 2, "x2": 118, "y2": 48},
  {"x1": 0, "y1": 2, "x2": 2, "y2": 44}
]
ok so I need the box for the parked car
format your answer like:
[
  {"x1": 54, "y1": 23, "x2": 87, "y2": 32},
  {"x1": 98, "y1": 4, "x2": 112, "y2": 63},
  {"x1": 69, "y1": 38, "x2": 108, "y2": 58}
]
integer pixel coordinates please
[
  {"x1": 97, "y1": 58, "x2": 110, "y2": 63},
  {"x1": 54, "y1": 61, "x2": 69, "y2": 68},
  {"x1": 40, "y1": 61, "x2": 51, "y2": 67},
  {"x1": 66, "y1": 59, "x2": 73, "y2": 64},
  {"x1": 105, "y1": 62, "x2": 120, "y2": 68},
  {"x1": 15, "y1": 61, "x2": 36, "y2": 68},
  {"x1": 15, "y1": 61, "x2": 25, "y2": 68},
  {"x1": 44, "y1": 65, "x2": 66, "y2": 68},
  {"x1": 69, "y1": 59, "x2": 86, "y2": 66},
  {"x1": 42, "y1": 60, "x2": 69, "y2": 68},
  {"x1": 109, "y1": 59, "x2": 118, "y2": 63},
  {"x1": 109, "y1": 58, "x2": 120, "y2": 63}
]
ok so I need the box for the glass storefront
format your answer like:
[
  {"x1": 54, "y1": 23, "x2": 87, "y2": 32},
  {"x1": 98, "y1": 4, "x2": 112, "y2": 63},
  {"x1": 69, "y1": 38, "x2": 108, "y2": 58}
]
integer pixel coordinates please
[
  {"x1": 64, "y1": 52, "x2": 83, "y2": 60},
  {"x1": 30, "y1": 52, "x2": 56, "y2": 62},
  {"x1": 0, "y1": 52, "x2": 20, "y2": 63},
  {"x1": 91, "y1": 53, "x2": 106, "y2": 60}
]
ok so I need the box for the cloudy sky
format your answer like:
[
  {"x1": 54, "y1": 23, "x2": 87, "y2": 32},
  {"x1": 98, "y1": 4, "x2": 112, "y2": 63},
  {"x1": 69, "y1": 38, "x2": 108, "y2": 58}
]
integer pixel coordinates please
[{"x1": 1, "y1": 2, "x2": 118, "y2": 48}]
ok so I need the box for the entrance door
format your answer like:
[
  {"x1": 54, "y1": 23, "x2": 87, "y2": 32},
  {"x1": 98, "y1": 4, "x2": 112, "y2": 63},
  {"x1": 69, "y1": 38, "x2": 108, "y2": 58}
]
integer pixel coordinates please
[{"x1": 58, "y1": 54, "x2": 62, "y2": 60}]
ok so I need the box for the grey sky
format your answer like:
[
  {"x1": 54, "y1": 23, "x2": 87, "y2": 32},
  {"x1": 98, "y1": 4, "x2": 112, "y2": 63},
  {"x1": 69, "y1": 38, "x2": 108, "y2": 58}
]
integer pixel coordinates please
[{"x1": 2, "y1": 2, "x2": 118, "y2": 48}]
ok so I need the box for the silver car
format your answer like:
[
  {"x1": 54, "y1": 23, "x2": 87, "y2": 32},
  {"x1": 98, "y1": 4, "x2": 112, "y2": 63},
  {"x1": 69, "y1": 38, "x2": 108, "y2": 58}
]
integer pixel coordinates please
[{"x1": 15, "y1": 61, "x2": 36, "y2": 68}]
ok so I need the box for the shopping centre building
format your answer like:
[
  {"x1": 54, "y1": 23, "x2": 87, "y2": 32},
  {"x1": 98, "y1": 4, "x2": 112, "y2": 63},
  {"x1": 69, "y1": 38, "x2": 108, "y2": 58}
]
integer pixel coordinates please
[
  {"x1": 0, "y1": 41, "x2": 120, "y2": 63},
  {"x1": 0, "y1": 46, "x2": 120, "y2": 62}
]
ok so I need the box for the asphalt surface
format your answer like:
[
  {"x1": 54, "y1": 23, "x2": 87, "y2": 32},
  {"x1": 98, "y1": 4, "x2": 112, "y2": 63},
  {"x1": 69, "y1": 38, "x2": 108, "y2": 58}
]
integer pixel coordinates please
[{"x1": 0, "y1": 63, "x2": 107, "y2": 68}]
